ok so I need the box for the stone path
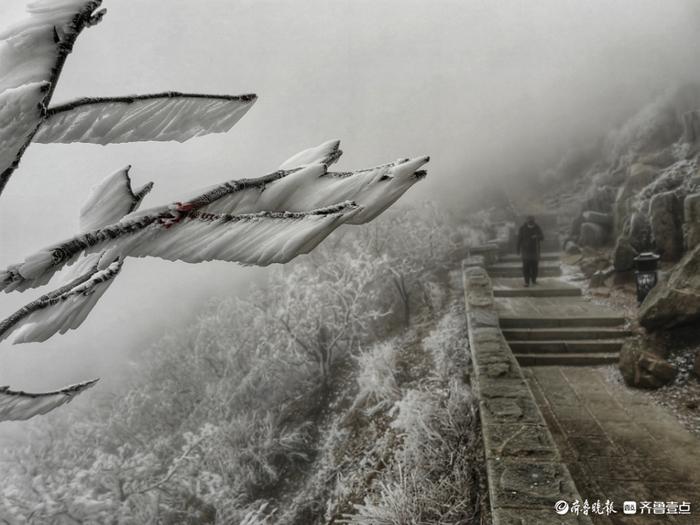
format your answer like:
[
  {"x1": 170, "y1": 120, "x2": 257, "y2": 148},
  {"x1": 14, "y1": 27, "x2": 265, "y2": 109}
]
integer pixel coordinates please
[
  {"x1": 526, "y1": 366, "x2": 700, "y2": 525},
  {"x1": 485, "y1": 240, "x2": 700, "y2": 524}
]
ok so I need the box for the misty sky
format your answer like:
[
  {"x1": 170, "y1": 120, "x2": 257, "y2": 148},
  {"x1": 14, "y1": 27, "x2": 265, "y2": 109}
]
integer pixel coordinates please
[{"x1": 1, "y1": 0, "x2": 700, "y2": 399}]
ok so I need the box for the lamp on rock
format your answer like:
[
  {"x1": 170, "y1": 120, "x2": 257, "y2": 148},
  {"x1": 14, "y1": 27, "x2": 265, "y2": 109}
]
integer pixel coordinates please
[{"x1": 633, "y1": 252, "x2": 660, "y2": 304}]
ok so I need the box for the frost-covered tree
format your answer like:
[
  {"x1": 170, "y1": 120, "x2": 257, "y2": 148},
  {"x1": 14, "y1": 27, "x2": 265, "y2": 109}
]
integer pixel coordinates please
[
  {"x1": 268, "y1": 245, "x2": 390, "y2": 382},
  {"x1": 0, "y1": 203, "x2": 481, "y2": 523},
  {"x1": 352, "y1": 203, "x2": 463, "y2": 326}
]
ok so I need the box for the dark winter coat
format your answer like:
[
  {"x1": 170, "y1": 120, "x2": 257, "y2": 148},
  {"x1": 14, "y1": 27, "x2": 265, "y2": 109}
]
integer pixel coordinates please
[{"x1": 517, "y1": 223, "x2": 544, "y2": 260}]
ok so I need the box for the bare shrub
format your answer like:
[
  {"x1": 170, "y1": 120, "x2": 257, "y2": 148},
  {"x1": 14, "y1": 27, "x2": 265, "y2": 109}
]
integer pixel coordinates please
[
  {"x1": 354, "y1": 342, "x2": 401, "y2": 416},
  {"x1": 422, "y1": 303, "x2": 470, "y2": 382}
]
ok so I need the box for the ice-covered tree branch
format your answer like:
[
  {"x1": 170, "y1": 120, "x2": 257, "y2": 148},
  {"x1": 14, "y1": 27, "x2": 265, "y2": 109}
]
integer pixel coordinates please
[
  {"x1": 0, "y1": 1, "x2": 257, "y2": 197},
  {"x1": 0, "y1": 379, "x2": 98, "y2": 421},
  {"x1": 0, "y1": 141, "x2": 427, "y2": 344}
]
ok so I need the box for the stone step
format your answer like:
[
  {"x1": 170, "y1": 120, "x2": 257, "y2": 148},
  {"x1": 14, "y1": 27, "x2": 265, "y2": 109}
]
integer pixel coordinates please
[
  {"x1": 488, "y1": 261, "x2": 561, "y2": 270},
  {"x1": 507, "y1": 339, "x2": 625, "y2": 354},
  {"x1": 502, "y1": 327, "x2": 632, "y2": 341},
  {"x1": 487, "y1": 261, "x2": 562, "y2": 278},
  {"x1": 499, "y1": 316, "x2": 626, "y2": 328},
  {"x1": 493, "y1": 286, "x2": 581, "y2": 298},
  {"x1": 516, "y1": 352, "x2": 620, "y2": 366},
  {"x1": 491, "y1": 277, "x2": 581, "y2": 298},
  {"x1": 499, "y1": 252, "x2": 560, "y2": 263},
  {"x1": 488, "y1": 266, "x2": 562, "y2": 278}
]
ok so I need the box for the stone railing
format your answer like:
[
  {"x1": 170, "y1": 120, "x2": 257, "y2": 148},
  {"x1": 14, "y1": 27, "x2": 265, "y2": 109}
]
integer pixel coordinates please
[
  {"x1": 466, "y1": 221, "x2": 516, "y2": 267},
  {"x1": 462, "y1": 263, "x2": 591, "y2": 525},
  {"x1": 467, "y1": 243, "x2": 500, "y2": 266}
]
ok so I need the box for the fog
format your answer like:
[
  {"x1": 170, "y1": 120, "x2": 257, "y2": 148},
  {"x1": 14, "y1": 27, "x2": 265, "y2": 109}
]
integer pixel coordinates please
[{"x1": 1, "y1": 0, "x2": 700, "y2": 401}]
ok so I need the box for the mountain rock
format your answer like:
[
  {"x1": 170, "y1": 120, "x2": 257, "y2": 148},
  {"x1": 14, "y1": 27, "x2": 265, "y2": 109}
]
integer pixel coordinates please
[
  {"x1": 579, "y1": 222, "x2": 605, "y2": 247},
  {"x1": 683, "y1": 193, "x2": 700, "y2": 250},
  {"x1": 638, "y1": 148, "x2": 676, "y2": 168},
  {"x1": 628, "y1": 212, "x2": 653, "y2": 252},
  {"x1": 590, "y1": 266, "x2": 615, "y2": 287},
  {"x1": 582, "y1": 210, "x2": 613, "y2": 227},
  {"x1": 580, "y1": 255, "x2": 611, "y2": 278},
  {"x1": 640, "y1": 243, "x2": 700, "y2": 330},
  {"x1": 564, "y1": 239, "x2": 581, "y2": 255},
  {"x1": 584, "y1": 185, "x2": 617, "y2": 213},
  {"x1": 619, "y1": 336, "x2": 677, "y2": 389},
  {"x1": 649, "y1": 191, "x2": 683, "y2": 261},
  {"x1": 613, "y1": 236, "x2": 639, "y2": 271},
  {"x1": 614, "y1": 163, "x2": 659, "y2": 235}
]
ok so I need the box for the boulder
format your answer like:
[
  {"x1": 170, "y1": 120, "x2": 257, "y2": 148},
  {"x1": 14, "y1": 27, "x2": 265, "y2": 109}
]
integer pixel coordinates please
[
  {"x1": 638, "y1": 148, "x2": 676, "y2": 168},
  {"x1": 619, "y1": 337, "x2": 678, "y2": 389},
  {"x1": 612, "y1": 271, "x2": 635, "y2": 286},
  {"x1": 649, "y1": 191, "x2": 683, "y2": 261},
  {"x1": 614, "y1": 164, "x2": 659, "y2": 235},
  {"x1": 584, "y1": 185, "x2": 617, "y2": 213},
  {"x1": 683, "y1": 193, "x2": 700, "y2": 250},
  {"x1": 640, "y1": 243, "x2": 700, "y2": 330},
  {"x1": 564, "y1": 239, "x2": 581, "y2": 255},
  {"x1": 628, "y1": 212, "x2": 653, "y2": 252},
  {"x1": 570, "y1": 214, "x2": 583, "y2": 238},
  {"x1": 630, "y1": 163, "x2": 661, "y2": 188},
  {"x1": 590, "y1": 266, "x2": 615, "y2": 288},
  {"x1": 579, "y1": 222, "x2": 605, "y2": 247},
  {"x1": 613, "y1": 236, "x2": 639, "y2": 271},
  {"x1": 580, "y1": 256, "x2": 610, "y2": 278},
  {"x1": 582, "y1": 210, "x2": 614, "y2": 228},
  {"x1": 562, "y1": 252, "x2": 583, "y2": 265}
]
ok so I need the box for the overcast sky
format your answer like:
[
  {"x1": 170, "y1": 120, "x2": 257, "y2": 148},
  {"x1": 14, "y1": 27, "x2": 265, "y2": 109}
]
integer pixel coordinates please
[{"x1": 1, "y1": 0, "x2": 700, "y2": 402}]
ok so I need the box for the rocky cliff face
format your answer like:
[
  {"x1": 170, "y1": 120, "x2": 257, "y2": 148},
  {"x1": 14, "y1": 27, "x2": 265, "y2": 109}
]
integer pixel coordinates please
[
  {"x1": 543, "y1": 85, "x2": 700, "y2": 261},
  {"x1": 541, "y1": 84, "x2": 700, "y2": 330},
  {"x1": 639, "y1": 243, "x2": 700, "y2": 330}
]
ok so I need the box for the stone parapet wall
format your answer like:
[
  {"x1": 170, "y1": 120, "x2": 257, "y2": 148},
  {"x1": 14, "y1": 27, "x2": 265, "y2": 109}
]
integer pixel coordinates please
[
  {"x1": 468, "y1": 243, "x2": 500, "y2": 266},
  {"x1": 462, "y1": 263, "x2": 591, "y2": 524}
]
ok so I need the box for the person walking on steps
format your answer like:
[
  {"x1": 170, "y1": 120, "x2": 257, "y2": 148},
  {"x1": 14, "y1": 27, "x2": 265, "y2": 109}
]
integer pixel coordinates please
[{"x1": 516, "y1": 215, "x2": 544, "y2": 287}]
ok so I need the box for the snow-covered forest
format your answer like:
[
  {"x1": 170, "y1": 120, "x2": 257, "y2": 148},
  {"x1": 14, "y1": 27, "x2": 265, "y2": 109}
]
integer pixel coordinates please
[{"x1": 0, "y1": 206, "x2": 487, "y2": 523}]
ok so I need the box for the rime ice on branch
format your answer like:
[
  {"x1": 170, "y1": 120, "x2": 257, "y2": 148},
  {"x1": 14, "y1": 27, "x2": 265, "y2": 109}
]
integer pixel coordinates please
[
  {"x1": 0, "y1": 379, "x2": 98, "y2": 421},
  {"x1": 0, "y1": 141, "x2": 428, "y2": 345},
  {"x1": 0, "y1": 1, "x2": 429, "y2": 420},
  {"x1": 0, "y1": 0, "x2": 257, "y2": 196}
]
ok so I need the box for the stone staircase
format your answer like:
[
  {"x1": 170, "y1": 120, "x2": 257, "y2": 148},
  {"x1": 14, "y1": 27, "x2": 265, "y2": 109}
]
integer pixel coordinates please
[
  {"x1": 486, "y1": 260, "x2": 563, "y2": 278},
  {"x1": 500, "y1": 305, "x2": 627, "y2": 366},
  {"x1": 466, "y1": 216, "x2": 700, "y2": 525},
  {"x1": 487, "y1": 223, "x2": 629, "y2": 367},
  {"x1": 498, "y1": 252, "x2": 560, "y2": 263}
]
